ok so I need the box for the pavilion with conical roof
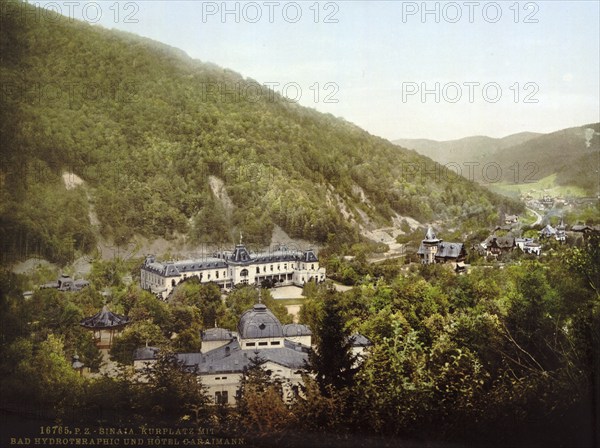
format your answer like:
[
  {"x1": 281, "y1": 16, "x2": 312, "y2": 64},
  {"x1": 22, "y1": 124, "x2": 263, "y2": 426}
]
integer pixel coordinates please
[{"x1": 80, "y1": 305, "x2": 129, "y2": 349}]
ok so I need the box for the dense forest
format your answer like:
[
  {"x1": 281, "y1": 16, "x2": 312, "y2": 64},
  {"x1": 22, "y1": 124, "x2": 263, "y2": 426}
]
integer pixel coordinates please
[
  {"x1": 0, "y1": 0, "x2": 521, "y2": 265},
  {"x1": 0, "y1": 234, "x2": 597, "y2": 447}
]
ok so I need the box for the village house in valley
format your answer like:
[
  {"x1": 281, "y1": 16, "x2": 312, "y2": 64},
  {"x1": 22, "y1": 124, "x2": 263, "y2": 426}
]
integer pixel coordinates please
[
  {"x1": 504, "y1": 214, "x2": 519, "y2": 225},
  {"x1": 41, "y1": 273, "x2": 89, "y2": 291},
  {"x1": 141, "y1": 243, "x2": 326, "y2": 300},
  {"x1": 515, "y1": 238, "x2": 542, "y2": 256},
  {"x1": 540, "y1": 217, "x2": 566, "y2": 242},
  {"x1": 417, "y1": 228, "x2": 466, "y2": 265},
  {"x1": 482, "y1": 236, "x2": 516, "y2": 257}
]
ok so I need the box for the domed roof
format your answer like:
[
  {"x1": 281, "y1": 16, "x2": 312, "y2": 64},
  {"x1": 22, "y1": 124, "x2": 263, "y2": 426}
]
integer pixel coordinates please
[
  {"x1": 238, "y1": 304, "x2": 283, "y2": 339},
  {"x1": 283, "y1": 323, "x2": 312, "y2": 337}
]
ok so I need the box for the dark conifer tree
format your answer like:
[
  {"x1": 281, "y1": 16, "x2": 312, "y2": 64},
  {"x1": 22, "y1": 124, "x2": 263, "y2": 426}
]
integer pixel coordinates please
[{"x1": 306, "y1": 285, "x2": 358, "y2": 395}]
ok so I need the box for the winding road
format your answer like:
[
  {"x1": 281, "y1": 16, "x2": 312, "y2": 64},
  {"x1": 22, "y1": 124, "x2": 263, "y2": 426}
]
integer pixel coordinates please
[{"x1": 527, "y1": 208, "x2": 543, "y2": 226}]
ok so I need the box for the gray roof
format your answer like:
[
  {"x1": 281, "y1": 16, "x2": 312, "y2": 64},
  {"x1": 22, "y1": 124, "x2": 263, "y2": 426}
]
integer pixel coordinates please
[
  {"x1": 424, "y1": 227, "x2": 440, "y2": 243},
  {"x1": 251, "y1": 249, "x2": 304, "y2": 263},
  {"x1": 143, "y1": 257, "x2": 227, "y2": 277},
  {"x1": 238, "y1": 304, "x2": 284, "y2": 339},
  {"x1": 229, "y1": 244, "x2": 252, "y2": 264},
  {"x1": 417, "y1": 241, "x2": 464, "y2": 258},
  {"x1": 177, "y1": 339, "x2": 309, "y2": 374},
  {"x1": 230, "y1": 245, "x2": 318, "y2": 264},
  {"x1": 303, "y1": 250, "x2": 318, "y2": 263},
  {"x1": 80, "y1": 305, "x2": 129, "y2": 329},
  {"x1": 143, "y1": 244, "x2": 319, "y2": 274},
  {"x1": 571, "y1": 224, "x2": 592, "y2": 232},
  {"x1": 436, "y1": 242, "x2": 464, "y2": 258},
  {"x1": 133, "y1": 346, "x2": 160, "y2": 361},
  {"x1": 283, "y1": 323, "x2": 312, "y2": 337},
  {"x1": 41, "y1": 274, "x2": 89, "y2": 291},
  {"x1": 540, "y1": 225, "x2": 556, "y2": 236},
  {"x1": 486, "y1": 236, "x2": 515, "y2": 249},
  {"x1": 202, "y1": 328, "x2": 235, "y2": 341},
  {"x1": 350, "y1": 333, "x2": 372, "y2": 347},
  {"x1": 515, "y1": 238, "x2": 534, "y2": 244}
]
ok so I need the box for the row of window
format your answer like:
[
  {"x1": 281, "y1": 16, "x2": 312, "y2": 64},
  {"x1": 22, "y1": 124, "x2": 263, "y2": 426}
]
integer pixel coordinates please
[
  {"x1": 144, "y1": 272, "x2": 164, "y2": 286},
  {"x1": 250, "y1": 263, "x2": 316, "y2": 274},
  {"x1": 245, "y1": 341, "x2": 281, "y2": 347},
  {"x1": 147, "y1": 263, "x2": 318, "y2": 287},
  {"x1": 182, "y1": 270, "x2": 227, "y2": 281}
]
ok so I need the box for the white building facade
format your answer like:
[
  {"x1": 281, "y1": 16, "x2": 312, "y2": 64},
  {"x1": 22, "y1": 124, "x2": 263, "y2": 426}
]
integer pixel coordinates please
[
  {"x1": 140, "y1": 243, "x2": 326, "y2": 300},
  {"x1": 133, "y1": 304, "x2": 371, "y2": 406}
]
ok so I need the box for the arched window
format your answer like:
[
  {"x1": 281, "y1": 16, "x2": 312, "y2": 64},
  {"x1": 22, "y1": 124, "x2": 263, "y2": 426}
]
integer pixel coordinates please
[{"x1": 240, "y1": 269, "x2": 249, "y2": 277}]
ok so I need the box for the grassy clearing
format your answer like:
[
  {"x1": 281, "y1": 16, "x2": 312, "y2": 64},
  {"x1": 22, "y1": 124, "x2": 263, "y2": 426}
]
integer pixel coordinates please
[{"x1": 487, "y1": 174, "x2": 588, "y2": 198}]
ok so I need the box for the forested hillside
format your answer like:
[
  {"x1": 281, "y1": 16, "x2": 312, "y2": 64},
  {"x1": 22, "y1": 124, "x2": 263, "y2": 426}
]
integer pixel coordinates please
[
  {"x1": 0, "y1": 0, "x2": 519, "y2": 265},
  {"x1": 494, "y1": 123, "x2": 600, "y2": 192}
]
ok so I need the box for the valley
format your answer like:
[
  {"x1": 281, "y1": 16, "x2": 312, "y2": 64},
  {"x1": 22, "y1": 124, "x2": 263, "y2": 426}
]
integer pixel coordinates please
[{"x1": 0, "y1": 2, "x2": 598, "y2": 448}]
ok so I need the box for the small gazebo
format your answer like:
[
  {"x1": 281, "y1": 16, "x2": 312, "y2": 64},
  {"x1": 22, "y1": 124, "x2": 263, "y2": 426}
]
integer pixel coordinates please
[{"x1": 80, "y1": 305, "x2": 129, "y2": 349}]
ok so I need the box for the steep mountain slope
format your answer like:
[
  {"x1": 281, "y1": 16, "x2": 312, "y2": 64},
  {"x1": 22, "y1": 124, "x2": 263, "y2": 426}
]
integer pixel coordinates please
[
  {"x1": 0, "y1": 0, "x2": 520, "y2": 264},
  {"x1": 395, "y1": 125, "x2": 599, "y2": 193}
]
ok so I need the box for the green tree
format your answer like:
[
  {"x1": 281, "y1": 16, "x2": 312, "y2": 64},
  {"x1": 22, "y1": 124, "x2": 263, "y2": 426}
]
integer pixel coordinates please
[
  {"x1": 140, "y1": 351, "x2": 211, "y2": 424},
  {"x1": 110, "y1": 321, "x2": 167, "y2": 365},
  {"x1": 306, "y1": 285, "x2": 358, "y2": 394},
  {"x1": 236, "y1": 354, "x2": 293, "y2": 438}
]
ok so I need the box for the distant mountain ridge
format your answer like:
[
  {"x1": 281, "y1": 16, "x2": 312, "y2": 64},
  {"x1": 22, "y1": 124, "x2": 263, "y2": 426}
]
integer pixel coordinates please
[
  {"x1": 394, "y1": 132, "x2": 541, "y2": 165},
  {"x1": 394, "y1": 124, "x2": 600, "y2": 193}
]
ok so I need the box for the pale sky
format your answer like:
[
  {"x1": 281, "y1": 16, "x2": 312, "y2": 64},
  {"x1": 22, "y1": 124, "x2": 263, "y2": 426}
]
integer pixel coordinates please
[{"x1": 32, "y1": 1, "x2": 600, "y2": 141}]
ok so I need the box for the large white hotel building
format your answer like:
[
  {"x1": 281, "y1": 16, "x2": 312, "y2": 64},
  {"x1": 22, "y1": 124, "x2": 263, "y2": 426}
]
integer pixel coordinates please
[{"x1": 141, "y1": 243, "x2": 326, "y2": 300}]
